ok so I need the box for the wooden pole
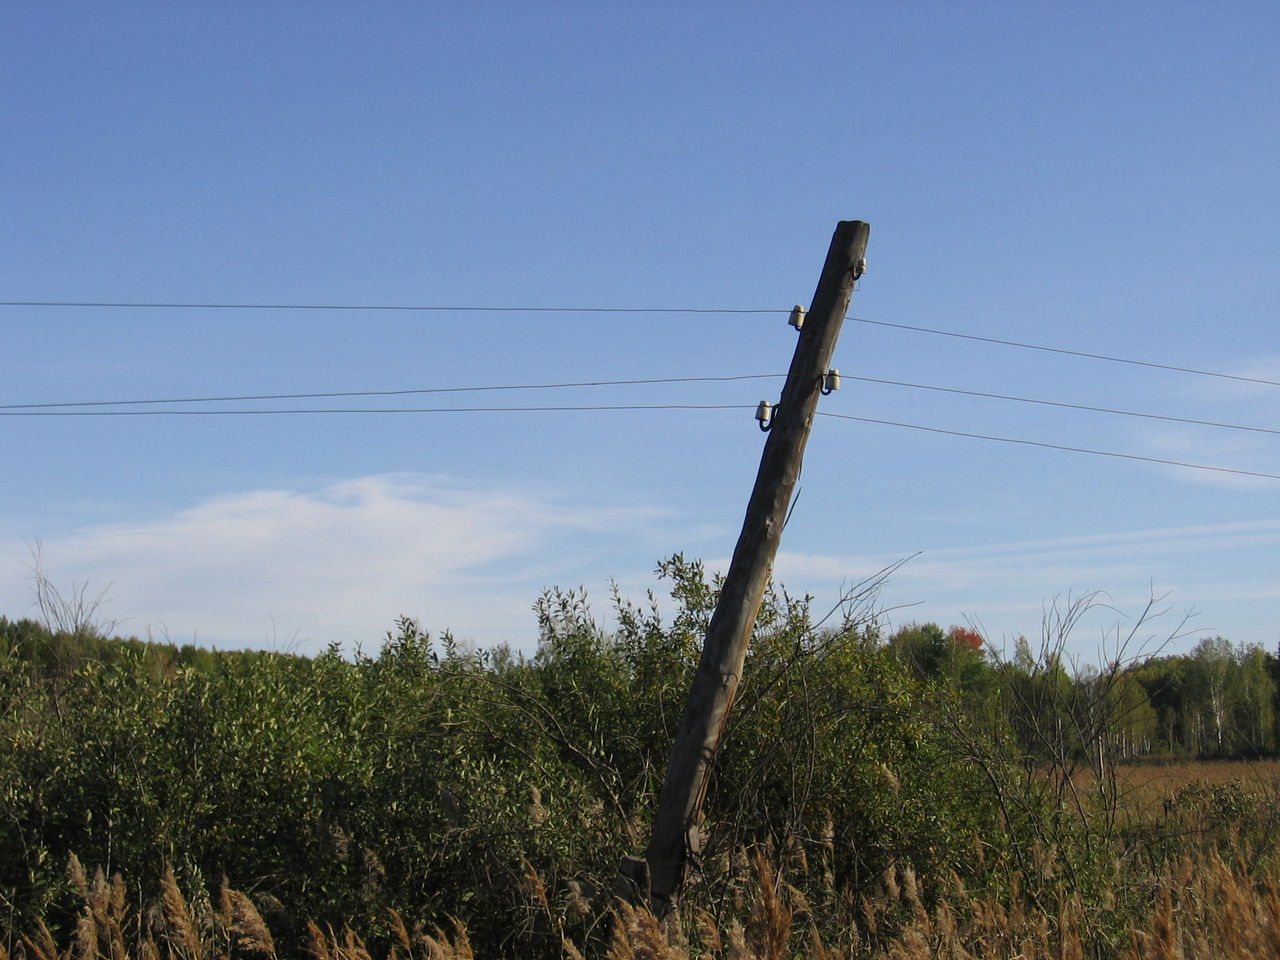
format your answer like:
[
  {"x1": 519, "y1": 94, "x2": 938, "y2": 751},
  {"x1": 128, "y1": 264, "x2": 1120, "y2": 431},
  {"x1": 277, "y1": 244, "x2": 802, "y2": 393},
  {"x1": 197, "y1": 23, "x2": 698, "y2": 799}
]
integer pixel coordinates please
[{"x1": 622, "y1": 220, "x2": 871, "y2": 913}]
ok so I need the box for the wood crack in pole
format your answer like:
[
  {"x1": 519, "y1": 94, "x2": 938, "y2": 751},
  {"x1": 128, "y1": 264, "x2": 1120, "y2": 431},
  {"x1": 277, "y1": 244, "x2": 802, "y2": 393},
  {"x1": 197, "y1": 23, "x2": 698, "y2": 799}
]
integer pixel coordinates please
[{"x1": 618, "y1": 220, "x2": 871, "y2": 914}]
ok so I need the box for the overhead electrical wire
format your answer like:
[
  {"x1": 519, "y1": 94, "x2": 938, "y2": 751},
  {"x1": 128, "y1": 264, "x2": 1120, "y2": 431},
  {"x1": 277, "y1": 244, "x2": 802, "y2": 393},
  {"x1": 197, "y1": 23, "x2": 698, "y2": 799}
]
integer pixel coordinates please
[
  {"x1": 0, "y1": 300, "x2": 778, "y2": 315},
  {"x1": 4, "y1": 299, "x2": 1275, "y2": 480},
  {"x1": 6, "y1": 399, "x2": 1273, "y2": 481},
  {"x1": 818, "y1": 412, "x2": 1280, "y2": 482},
  {"x1": 4, "y1": 297, "x2": 1273, "y2": 388},
  {"x1": 843, "y1": 375, "x2": 1280, "y2": 437},
  {"x1": 847, "y1": 316, "x2": 1280, "y2": 388},
  {"x1": 6, "y1": 371, "x2": 1274, "y2": 439},
  {"x1": 0, "y1": 374, "x2": 784, "y2": 411},
  {"x1": 0, "y1": 403, "x2": 754, "y2": 416}
]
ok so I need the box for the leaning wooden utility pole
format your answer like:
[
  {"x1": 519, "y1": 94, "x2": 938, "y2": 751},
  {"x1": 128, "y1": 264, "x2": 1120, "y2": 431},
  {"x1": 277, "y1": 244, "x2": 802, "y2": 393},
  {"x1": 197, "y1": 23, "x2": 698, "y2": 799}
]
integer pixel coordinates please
[{"x1": 620, "y1": 220, "x2": 871, "y2": 914}]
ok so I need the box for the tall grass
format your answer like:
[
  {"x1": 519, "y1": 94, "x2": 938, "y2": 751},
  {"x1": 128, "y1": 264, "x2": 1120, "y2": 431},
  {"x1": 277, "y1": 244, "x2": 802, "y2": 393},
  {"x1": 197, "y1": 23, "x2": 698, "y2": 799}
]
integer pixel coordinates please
[{"x1": 8, "y1": 842, "x2": 1280, "y2": 960}]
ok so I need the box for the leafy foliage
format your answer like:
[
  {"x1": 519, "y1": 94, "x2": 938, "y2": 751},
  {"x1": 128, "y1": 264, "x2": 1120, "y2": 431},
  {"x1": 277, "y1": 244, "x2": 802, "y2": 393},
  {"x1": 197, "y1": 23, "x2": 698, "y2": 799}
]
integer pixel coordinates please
[{"x1": 2, "y1": 564, "x2": 1280, "y2": 956}]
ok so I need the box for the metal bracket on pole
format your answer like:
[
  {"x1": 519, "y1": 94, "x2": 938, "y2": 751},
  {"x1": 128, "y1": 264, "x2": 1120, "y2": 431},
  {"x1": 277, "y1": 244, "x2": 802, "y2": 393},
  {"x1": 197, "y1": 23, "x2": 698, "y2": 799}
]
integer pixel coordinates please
[{"x1": 755, "y1": 401, "x2": 774, "y2": 431}]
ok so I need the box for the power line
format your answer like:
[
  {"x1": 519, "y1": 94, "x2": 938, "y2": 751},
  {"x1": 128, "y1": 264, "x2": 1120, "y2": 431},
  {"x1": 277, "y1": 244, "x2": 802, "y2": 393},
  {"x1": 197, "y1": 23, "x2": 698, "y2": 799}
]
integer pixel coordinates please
[
  {"x1": 9, "y1": 369, "x2": 1272, "y2": 439},
  {"x1": 818, "y1": 411, "x2": 1280, "y2": 482},
  {"x1": 848, "y1": 316, "x2": 1280, "y2": 388},
  {"x1": 0, "y1": 403, "x2": 754, "y2": 417},
  {"x1": 7, "y1": 385, "x2": 1273, "y2": 481},
  {"x1": 0, "y1": 300, "x2": 780, "y2": 315},
  {"x1": 845, "y1": 375, "x2": 1280, "y2": 437},
  {"x1": 7, "y1": 296, "x2": 1273, "y2": 389},
  {"x1": 0, "y1": 374, "x2": 784, "y2": 411}
]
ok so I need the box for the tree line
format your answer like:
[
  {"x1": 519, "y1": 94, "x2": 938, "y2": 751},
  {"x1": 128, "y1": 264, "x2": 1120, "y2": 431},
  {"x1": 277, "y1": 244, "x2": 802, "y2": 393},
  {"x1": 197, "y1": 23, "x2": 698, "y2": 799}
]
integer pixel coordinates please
[{"x1": 886, "y1": 618, "x2": 1279, "y2": 763}]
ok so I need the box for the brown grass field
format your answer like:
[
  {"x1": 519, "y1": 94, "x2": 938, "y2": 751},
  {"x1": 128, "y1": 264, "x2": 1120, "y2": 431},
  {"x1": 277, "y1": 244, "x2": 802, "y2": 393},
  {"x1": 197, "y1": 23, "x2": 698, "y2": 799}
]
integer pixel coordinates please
[
  {"x1": 1076, "y1": 757, "x2": 1280, "y2": 841},
  {"x1": 1111, "y1": 758, "x2": 1280, "y2": 808}
]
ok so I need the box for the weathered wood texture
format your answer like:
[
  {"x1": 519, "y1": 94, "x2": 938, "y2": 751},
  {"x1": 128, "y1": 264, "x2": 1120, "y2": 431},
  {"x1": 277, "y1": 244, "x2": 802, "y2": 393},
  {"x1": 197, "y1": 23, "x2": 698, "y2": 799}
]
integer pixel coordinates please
[{"x1": 635, "y1": 220, "x2": 871, "y2": 912}]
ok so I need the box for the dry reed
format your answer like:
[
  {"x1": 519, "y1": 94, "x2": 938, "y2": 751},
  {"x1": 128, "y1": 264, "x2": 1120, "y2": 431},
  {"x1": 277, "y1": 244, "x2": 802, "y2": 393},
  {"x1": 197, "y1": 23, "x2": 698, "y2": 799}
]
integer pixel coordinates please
[{"x1": 7, "y1": 846, "x2": 1280, "y2": 960}]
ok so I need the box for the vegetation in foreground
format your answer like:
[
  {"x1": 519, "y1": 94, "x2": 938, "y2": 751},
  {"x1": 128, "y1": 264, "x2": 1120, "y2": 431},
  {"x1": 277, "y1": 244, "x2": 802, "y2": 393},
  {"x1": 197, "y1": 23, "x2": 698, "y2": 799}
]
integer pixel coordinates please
[
  {"x1": 3, "y1": 556, "x2": 1280, "y2": 957},
  {"x1": 11, "y1": 844, "x2": 1280, "y2": 959}
]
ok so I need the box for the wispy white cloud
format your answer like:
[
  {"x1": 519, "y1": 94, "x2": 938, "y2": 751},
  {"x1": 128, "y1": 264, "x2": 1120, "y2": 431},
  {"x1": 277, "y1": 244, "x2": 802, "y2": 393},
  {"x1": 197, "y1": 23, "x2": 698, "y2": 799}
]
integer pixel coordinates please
[
  {"x1": 1133, "y1": 355, "x2": 1280, "y2": 489},
  {"x1": 777, "y1": 519, "x2": 1280, "y2": 578},
  {"x1": 0, "y1": 474, "x2": 668, "y2": 653},
  {"x1": 5, "y1": 481, "x2": 1275, "y2": 661},
  {"x1": 771, "y1": 519, "x2": 1280, "y2": 653},
  {"x1": 1181, "y1": 354, "x2": 1280, "y2": 403}
]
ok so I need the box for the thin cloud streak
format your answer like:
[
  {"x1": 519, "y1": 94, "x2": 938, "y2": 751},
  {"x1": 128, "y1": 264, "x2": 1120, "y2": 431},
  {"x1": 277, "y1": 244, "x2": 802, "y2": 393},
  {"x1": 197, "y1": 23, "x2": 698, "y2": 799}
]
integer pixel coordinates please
[
  {"x1": 772, "y1": 519, "x2": 1280, "y2": 652},
  {"x1": 778, "y1": 519, "x2": 1280, "y2": 575},
  {"x1": 0, "y1": 474, "x2": 669, "y2": 653},
  {"x1": 3, "y1": 482, "x2": 1274, "y2": 658}
]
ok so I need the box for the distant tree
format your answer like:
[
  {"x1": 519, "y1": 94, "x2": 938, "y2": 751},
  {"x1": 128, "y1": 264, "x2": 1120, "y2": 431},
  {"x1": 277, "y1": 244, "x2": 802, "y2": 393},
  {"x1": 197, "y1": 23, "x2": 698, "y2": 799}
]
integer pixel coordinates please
[
  {"x1": 1189, "y1": 637, "x2": 1236, "y2": 753},
  {"x1": 1230, "y1": 641, "x2": 1275, "y2": 755},
  {"x1": 1103, "y1": 672, "x2": 1157, "y2": 759},
  {"x1": 889, "y1": 622, "x2": 988, "y2": 686},
  {"x1": 948, "y1": 625, "x2": 984, "y2": 651},
  {"x1": 1138, "y1": 656, "x2": 1192, "y2": 753},
  {"x1": 1140, "y1": 637, "x2": 1280, "y2": 758}
]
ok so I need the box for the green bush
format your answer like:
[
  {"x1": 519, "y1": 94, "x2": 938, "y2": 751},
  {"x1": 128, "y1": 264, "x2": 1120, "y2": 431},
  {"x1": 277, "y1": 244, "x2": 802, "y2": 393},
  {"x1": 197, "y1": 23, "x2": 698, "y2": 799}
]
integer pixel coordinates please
[{"x1": 0, "y1": 566, "x2": 1029, "y2": 956}]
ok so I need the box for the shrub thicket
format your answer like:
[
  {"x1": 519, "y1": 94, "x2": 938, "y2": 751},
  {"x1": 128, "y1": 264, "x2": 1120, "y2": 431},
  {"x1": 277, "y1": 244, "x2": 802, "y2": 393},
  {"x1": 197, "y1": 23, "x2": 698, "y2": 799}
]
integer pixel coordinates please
[{"x1": 3, "y1": 559, "x2": 1278, "y2": 957}]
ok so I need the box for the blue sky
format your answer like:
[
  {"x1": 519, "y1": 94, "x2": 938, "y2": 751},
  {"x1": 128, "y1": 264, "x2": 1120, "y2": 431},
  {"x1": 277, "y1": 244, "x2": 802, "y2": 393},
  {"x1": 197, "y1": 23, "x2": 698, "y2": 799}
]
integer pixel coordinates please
[{"x1": 3, "y1": 1, "x2": 1278, "y2": 659}]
